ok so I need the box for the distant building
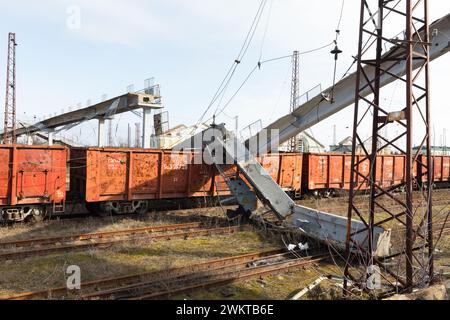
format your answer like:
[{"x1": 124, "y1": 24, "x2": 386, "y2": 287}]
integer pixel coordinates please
[
  {"x1": 278, "y1": 132, "x2": 326, "y2": 153},
  {"x1": 330, "y1": 136, "x2": 394, "y2": 155},
  {"x1": 330, "y1": 136, "x2": 353, "y2": 153}
]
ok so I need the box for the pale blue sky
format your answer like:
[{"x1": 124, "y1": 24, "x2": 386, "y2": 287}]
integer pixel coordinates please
[{"x1": 1, "y1": 0, "x2": 449, "y2": 147}]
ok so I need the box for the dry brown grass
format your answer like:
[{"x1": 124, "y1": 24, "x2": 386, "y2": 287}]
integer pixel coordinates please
[{"x1": 0, "y1": 229, "x2": 279, "y2": 297}]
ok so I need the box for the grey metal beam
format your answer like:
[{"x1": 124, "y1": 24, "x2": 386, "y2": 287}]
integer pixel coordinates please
[
  {"x1": 248, "y1": 13, "x2": 450, "y2": 154},
  {"x1": 6, "y1": 93, "x2": 162, "y2": 137}
]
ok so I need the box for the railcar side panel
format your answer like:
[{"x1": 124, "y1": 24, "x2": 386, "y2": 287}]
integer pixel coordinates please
[{"x1": 0, "y1": 145, "x2": 67, "y2": 206}]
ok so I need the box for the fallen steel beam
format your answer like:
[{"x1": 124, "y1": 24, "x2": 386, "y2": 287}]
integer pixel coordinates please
[{"x1": 206, "y1": 126, "x2": 390, "y2": 254}]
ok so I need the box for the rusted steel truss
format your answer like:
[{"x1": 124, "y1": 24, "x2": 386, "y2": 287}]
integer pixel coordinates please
[{"x1": 344, "y1": 0, "x2": 433, "y2": 294}]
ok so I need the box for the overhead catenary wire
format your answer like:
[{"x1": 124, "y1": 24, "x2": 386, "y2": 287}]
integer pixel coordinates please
[
  {"x1": 195, "y1": 0, "x2": 269, "y2": 131},
  {"x1": 212, "y1": 41, "x2": 335, "y2": 120},
  {"x1": 258, "y1": 0, "x2": 274, "y2": 62},
  {"x1": 212, "y1": 0, "x2": 270, "y2": 117},
  {"x1": 214, "y1": 0, "x2": 347, "y2": 122}
]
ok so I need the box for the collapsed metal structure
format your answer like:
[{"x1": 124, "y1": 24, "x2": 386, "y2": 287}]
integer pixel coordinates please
[
  {"x1": 203, "y1": 125, "x2": 391, "y2": 255},
  {"x1": 344, "y1": 0, "x2": 434, "y2": 294},
  {"x1": 246, "y1": 13, "x2": 450, "y2": 155}
]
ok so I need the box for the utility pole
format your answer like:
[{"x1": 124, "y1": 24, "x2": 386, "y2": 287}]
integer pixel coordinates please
[
  {"x1": 3, "y1": 33, "x2": 17, "y2": 144},
  {"x1": 288, "y1": 51, "x2": 300, "y2": 152},
  {"x1": 345, "y1": 0, "x2": 433, "y2": 294}
]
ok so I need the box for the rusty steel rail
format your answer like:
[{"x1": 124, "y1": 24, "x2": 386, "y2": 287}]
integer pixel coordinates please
[
  {"x1": 0, "y1": 225, "x2": 251, "y2": 261},
  {"x1": 131, "y1": 254, "x2": 328, "y2": 300},
  {"x1": 298, "y1": 197, "x2": 449, "y2": 216},
  {"x1": 80, "y1": 251, "x2": 302, "y2": 300},
  {"x1": 298, "y1": 188, "x2": 450, "y2": 206},
  {"x1": 1, "y1": 248, "x2": 285, "y2": 300},
  {"x1": 0, "y1": 222, "x2": 203, "y2": 250}
]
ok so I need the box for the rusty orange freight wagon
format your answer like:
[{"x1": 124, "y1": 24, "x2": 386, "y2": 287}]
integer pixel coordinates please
[
  {"x1": 257, "y1": 153, "x2": 303, "y2": 198},
  {"x1": 302, "y1": 153, "x2": 406, "y2": 196},
  {"x1": 69, "y1": 147, "x2": 303, "y2": 214},
  {"x1": 0, "y1": 145, "x2": 67, "y2": 222},
  {"x1": 416, "y1": 155, "x2": 450, "y2": 186}
]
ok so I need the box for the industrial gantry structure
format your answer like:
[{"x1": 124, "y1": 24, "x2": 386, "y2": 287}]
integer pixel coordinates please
[
  {"x1": 344, "y1": 0, "x2": 434, "y2": 295},
  {"x1": 2, "y1": 92, "x2": 162, "y2": 147}
]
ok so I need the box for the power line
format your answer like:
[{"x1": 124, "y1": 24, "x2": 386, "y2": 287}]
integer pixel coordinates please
[
  {"x1": 196, "y1": 0, "x2": 269, "y2": 129},
  {"x1": 213, "y1": 42, "x2": 335, "y2": 120},
  {"x1": 212, "y1": 0, "x2": 269, "y2": 116},
  {"x1": 336, "y1": 0, "x2": 345, "y2": 31},
  {"x1": 258, "y1": 0, "x2": 274, "y2": 62}
]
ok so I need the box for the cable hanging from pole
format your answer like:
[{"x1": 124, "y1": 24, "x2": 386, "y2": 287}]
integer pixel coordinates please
[{"x1": 196, "y1": 0, "x2": 269, "y2": 129}]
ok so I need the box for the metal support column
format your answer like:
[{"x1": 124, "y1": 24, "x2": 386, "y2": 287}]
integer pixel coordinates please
[
  {"x1": 26, "y1": 135, "x2": 33, "y2": 145},
  {"x1": 98, "y1": 118, "x2": 106, "y2": 147},
  {"x1": 48, "y1": 132, "x2": 54, "y2": 146},
  {"x1": 344, "y1": 0, "x2": 433, "y2": 295}
]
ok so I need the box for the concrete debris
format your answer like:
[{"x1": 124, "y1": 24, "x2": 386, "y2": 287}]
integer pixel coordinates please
[{"x1": 290, "y1": 276, "x2": 327, "y2": 300}]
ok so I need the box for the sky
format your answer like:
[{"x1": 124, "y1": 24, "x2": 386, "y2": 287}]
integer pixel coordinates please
[{"x1": 0, "y1": 0, "x2": 449, "y2": 147}]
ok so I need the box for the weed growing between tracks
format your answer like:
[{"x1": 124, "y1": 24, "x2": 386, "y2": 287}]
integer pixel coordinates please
[
  {"x1": 0, "y1": 230, "x2": 278, "y2": 297},
  {"x1": 0, "y1": 206, "x2": 235, "y2": 241}
]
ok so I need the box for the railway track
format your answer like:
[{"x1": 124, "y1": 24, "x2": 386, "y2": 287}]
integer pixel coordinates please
[
  {"x1": 298, "y1": 197, "x2": 449, "y2": 216},
  {"x1": 0, "y1": 223, "x2": 250, "y2": 261},
  {"x1": 1, "y1": 249, "x2": 327, "y2": 300},
  {"x1": 130, "y1": 254, "x2": 327, "y2": 300}
]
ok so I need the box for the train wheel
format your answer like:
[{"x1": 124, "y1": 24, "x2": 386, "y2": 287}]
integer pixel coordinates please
[
  {"x1": 24, "y1": 208, "x2": 45, "y2": 223},
  {"x1": 134, "y1": 201, "x2": 149, "y2": 215},
  {"x1": 322, "y1": 189, "x2": 334, "y2": 199}
]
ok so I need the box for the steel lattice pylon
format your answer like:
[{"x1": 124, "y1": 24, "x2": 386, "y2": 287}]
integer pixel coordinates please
[
  {"x1": 344, "y1": 0, "x2": 433, "y2": 295},
  {"x1": 3, "y1": 33, "x2": 17, "y2": 144},
  {"x1": 288, "y1": 51, "x2": 300, "y2": 152}
]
